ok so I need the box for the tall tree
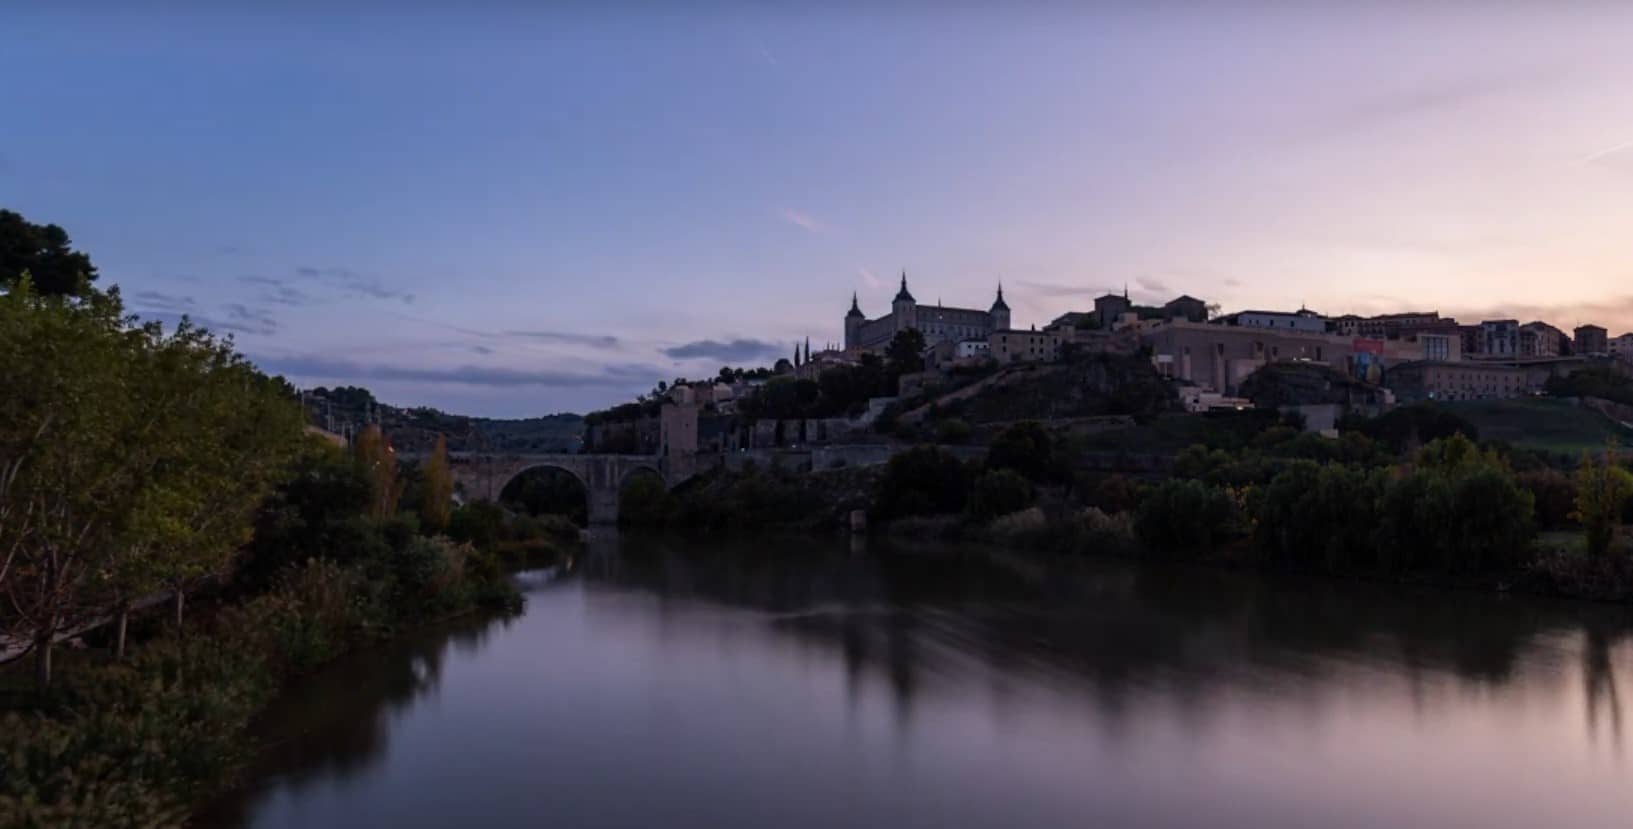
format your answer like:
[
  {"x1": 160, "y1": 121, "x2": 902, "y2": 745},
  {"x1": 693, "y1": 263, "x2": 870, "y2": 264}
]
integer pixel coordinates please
[
  {"x1": 0, "y1": 278, "x2": 305, "y2": 684},
  {"x1": 885, "y1": 329, "x2": 927, "y2": 374},
  {"x1": 0, "y1": 209, "x2": 99, "y2": 297},
  {"x1": 420, "y1": 435, "x2": 453, "y2": 533},
  {"x1": 1573, "y1": 444, "x2": 1633, "y2": 557},
  {"x1": 354, "y1": 424, "x2": 404, "y2": 519}
]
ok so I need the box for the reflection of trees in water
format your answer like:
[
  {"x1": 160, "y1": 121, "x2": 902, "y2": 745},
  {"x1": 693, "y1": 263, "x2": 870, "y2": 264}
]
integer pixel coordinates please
[
  {"x1": 587, "y1": 534, "x2": 1633, "y2": 749},
  {"x1": 199, "y1": 615, "x2": 506, "y2": 828}
]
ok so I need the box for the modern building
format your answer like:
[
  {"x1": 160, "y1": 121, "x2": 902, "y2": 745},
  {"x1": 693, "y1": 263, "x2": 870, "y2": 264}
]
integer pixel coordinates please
[
  {"x1": 1386, "y1": 360, "x2": 1532, "y2": 402},
  {"x1": 1215, "y1": 308, "x2": 1327, "y2": 333},
  {"x1": 1575, "y1": 324, "x2": 1609, "y2": 355},
  {"x1": 843, "y1": 273, "x2": 1009, "y2": 352},
  {"x1": 1330, "y1": 311, "x2": 1444, "y2": 339},
  {"x1": 1143, "y1": 321, "x2": 1350, "y2": 394}
]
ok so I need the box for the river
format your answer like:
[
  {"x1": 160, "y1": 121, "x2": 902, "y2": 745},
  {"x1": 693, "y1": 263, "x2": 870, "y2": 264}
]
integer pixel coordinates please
[{"x1": 202, "y1": 535, "x2": 1633, "y2": 828}]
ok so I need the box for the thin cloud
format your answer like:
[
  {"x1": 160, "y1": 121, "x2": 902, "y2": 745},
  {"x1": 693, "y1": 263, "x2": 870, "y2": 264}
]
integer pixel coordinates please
[
  {"x1": 294, "y1": 265, "x2": 415, "y2": 304},
  {"x1": 1136, "y1": 277, "x2": 1169, "y2": 293},
  {"x1": 1584, "y1": 139, "x2": 1633, "y2": 165},
  {"x1": 224, "y1": 303, "x2": 278, "y2": 335},
  {"x1": 777, "y1": 208, "x2": 826, "y2": 234},
  {"x1": 662, "y1": 338, "x2": 784, "y2": 363},
  {"x1": 1016, "y1": 280, "x2": 1101, "y2": 299},
  {"x1": 241, "y1": 275, "x2": 314, "y2": 307},
  {"x1": 254, "y1": 354, "x2": 661, "y2": 389},
  {"x1": 501, "y1": 329, "x2": 621, "y2": 348},
  {"x1": 857, "y1": 266, "x2": 882, "y2": 291},
  {"x1": 131, "y1": 289, "x2": 196, "y2": 313}
]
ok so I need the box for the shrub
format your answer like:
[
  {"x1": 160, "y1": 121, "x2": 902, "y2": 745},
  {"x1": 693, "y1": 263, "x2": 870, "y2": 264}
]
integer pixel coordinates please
[
  {"x1": 1517, "y1": 468, "x2": 1577, "y2": 530},
  {"x1": 874, "y1": 447, "x2": 970, "y2": 518},
  {"x1": 1375, "y1": 435, "x2": 1536, "y2": 574},
  {"x1": 1573, "y1": 447, "x2": 1633, "y2": 557},
  {"x1": 987, "y1": 421, "x2": 1062, "y2": 483},
  {"x1": 935, "y1": 418, "x2": 973, "y2": 445},
  {"x1": 1255, "y1": 461, "x2": 1387, "y2": 572},
  {"x1": 1135, "y1": 479, "x2": 1240, "y2": 554},
  {"x1": 969, "y1": 470, "x2": 1035, "y2": 521}
]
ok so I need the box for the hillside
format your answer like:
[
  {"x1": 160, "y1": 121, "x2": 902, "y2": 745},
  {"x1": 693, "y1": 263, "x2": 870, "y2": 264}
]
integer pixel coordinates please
[
  {"x1": 304, "y1": 386, "x2": 583, "y2": 453},
  {"x1": 1442, "y1": 398, "x2": 1633, "y2": 456}
]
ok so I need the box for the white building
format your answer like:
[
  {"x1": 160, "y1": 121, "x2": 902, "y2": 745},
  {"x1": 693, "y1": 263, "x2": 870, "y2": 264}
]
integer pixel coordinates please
[{"x1": 1217, "y1": 308, "x2": 1326, "y2": 333}]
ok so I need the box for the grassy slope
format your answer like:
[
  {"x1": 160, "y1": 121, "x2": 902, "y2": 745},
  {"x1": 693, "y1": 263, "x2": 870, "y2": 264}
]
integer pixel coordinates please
[{"x1": 1443, "y1": 398, "x2": 1633, "y2": 455}]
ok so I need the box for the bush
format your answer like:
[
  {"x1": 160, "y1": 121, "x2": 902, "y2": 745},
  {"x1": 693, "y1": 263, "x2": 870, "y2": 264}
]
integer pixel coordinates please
[
  {"x1": 875, "y1": 447, "x2": 970, "y2": 518},
  {"x1": 1255, "y1": 461, "x2": 1387, "y2": 572},
  {"x1": 987, "y1": 421, "x2": 1063, "y2": 483},
  {"x1": 1374, "y1": 435, "x2": 1536, "y2": 574},
  {"x1": 1517, "y1": 468, "x2": 1577, "y2": 530},
  {"x1": 935, "y1": 418, "x2": 973, "y2": 445},
  {"x1": 969, "y1": 470, "x2": 1035, "y2": 521},
  {"x1": 1135, "y1": 479, "x2": 1240, "y2": 554}
]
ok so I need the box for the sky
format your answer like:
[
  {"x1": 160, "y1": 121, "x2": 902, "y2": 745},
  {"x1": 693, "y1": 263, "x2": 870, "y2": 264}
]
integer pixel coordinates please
[{"x1": 5, "y1": 3, "x2": 1633, "y2": 416}]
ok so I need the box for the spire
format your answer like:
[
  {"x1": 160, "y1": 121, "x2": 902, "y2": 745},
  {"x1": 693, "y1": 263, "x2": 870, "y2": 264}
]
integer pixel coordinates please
[
  {"x1": 1123, "y1": 283, "x2": 1129, "y2": 301},
  {"x1": 804, "y1": 337, "x2": 811, "y2": 363},
  {"x1": 991, "y1": 282, "x2": 1009, "y2": 312},
  {"x1": 894, "y1": 269, "x2": 915, "y2": 303},
  {"x1": 847, "y1": 291, "x2": 863, "y2": 318}
]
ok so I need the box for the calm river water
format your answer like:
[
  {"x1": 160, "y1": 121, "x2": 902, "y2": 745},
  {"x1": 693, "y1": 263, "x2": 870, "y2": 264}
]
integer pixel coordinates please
[{"x1": 203, "y1": 535, "x2": 1633, "y2": 828}]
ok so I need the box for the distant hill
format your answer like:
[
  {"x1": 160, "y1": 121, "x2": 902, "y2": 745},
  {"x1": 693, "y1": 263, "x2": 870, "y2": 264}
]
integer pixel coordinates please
[{"x1": 302, "y1": 386, "x2": 583, "y2": 454}]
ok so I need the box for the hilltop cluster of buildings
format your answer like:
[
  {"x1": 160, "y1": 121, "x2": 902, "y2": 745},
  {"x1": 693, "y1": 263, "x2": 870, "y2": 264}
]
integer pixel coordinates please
[{"x1": 819, "y1": 274, "x2": 1633, "y2": 406}]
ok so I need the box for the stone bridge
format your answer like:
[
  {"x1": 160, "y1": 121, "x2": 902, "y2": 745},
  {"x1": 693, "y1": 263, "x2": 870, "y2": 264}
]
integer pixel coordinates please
[{"x1": 425, "y1": 452, "x2": 696, "y2": 526}]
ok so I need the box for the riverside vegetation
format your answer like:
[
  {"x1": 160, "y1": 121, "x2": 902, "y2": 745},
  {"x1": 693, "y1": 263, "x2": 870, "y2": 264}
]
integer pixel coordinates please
[{"x1": 0, "y1": 267, "x2": 542, "y2": 826}]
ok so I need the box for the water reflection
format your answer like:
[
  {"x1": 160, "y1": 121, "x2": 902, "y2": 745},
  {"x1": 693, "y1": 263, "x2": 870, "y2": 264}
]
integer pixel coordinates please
[{"x1": 206, "y1": 536, "x2": 1633, "y2": 829}]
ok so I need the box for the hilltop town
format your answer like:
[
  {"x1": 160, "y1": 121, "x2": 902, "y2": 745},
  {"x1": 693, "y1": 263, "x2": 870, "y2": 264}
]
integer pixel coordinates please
[{"x1": 585, "y1": 272, "x2": 1633, "y2": 461}]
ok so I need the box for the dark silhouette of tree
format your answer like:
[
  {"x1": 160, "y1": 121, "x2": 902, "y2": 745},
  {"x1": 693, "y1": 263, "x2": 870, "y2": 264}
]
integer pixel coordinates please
[
  {"x1": 885, "y1": 329, "x2": 927, "y2": 374},
  {"x1": 0, "y1": 209, "x2": 99, "y2": 297}
]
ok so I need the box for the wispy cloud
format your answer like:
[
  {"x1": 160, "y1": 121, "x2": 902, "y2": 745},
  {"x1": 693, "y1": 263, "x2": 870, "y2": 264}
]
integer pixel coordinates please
[
  {"x1": 662, "y1": 338, "x2": 785, "y2": 363},
  {"x1": 241, "y1": 275, "x2": 314, "y2": 307},
  {"x1": 1584, "y1": 138, "x2": 1633, "y2": 165},
  {"x1": 500, "y1": 329, "x2": 621, "y2": 348},
  {"x1": 131, "y1": 289, "x2": 196, "y2": 313},
  {"x1": 1136, "y1": 276, "x2": 1168, "y2": 293},
  {"x1": 1016, "y1": 280, "x2": 1101, "y2": 299},
  {"x1": 777, "y1": 208, "x2": 826, "y2": 234},
  {"x1": 224, "y1": 303, "x2": 278, "y2": 336},
  {"x1": 254, "y1": 354, "x2": 661, "y2": 389},
  {"x1": 294, "y1": 265, "x2": 415, "y2": 304},
  {"x1": 857, "y1": 266, "x2": 882, "y2": 291}
]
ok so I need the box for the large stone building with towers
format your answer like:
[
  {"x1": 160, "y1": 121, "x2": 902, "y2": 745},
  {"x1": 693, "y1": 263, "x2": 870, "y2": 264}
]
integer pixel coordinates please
[{"x1": 844, "y1": 272, "x2": 1011, "y2": 351}]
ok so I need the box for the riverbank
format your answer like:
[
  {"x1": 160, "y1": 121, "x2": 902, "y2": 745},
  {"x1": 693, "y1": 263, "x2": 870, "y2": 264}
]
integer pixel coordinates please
[{"x1": 0, "y1": 537, "x2": 532, "y2": 827}]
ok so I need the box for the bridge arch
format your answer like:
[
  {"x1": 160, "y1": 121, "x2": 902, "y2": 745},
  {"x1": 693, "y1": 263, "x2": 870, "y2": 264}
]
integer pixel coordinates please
[{"x1": 441, "y1": 452, "x2": 685, "y2": 526}]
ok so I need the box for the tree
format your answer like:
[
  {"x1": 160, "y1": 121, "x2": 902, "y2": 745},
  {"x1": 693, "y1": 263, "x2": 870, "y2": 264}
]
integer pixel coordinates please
[
  {"x1": 0, "y1": 279, "x2": 305, "y2": 686},
  {"x1": 354, "y1": 424, "x2": 404, "y2": 520},
  {"x1": 987, "y1": 421, "x2": 1062, "y2": 483},
  {"x1": 885, "y1": 329, "x2": 927, "y2": 374},
  {"x1": 1572, "y1": 446, "x2": 1633, "y2": 557},
  {"x1": 420, "y1": 435, "x2": 453, "y2": 534},
  {"x1": 0, "y1": 209, "x2": 99, "y2": 297},
  {"x1": 969, "y1": 470, "x2": 1035, "y2": 520},
  {"x1": 874, "y1": 446, "x2": 969, "y2": 518}
]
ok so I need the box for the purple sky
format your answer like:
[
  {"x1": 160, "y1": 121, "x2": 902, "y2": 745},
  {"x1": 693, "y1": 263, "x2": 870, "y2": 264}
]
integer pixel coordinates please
[{"x1": 5, "y1": 4, "x2": 1633, "y2": 416}]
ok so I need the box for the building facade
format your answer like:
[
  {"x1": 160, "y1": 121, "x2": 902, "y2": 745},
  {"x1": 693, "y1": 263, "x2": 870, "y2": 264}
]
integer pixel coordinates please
[
  {"x1": 1519, "y1": 322, "x2": 1567, "y2": 357},
  {"x1": 1479, "y1": 320, "x2": 1520, "y2": 358},
  {"x1": 1386, "y1": 361, "x2": 1531, "y2": 402},
  {"x1": 1217, "y1": 308, "x2": 1327, "y2": 333},
  {"x1": 844, "y1": 273, "x2": 1009, "y2": 351},
  {"x1": 1575, "y1": 324, "x2": 1609, "y2": 355},
  {"x1": 989, "y1": 328, "x2": 1061, "y2": 365}
]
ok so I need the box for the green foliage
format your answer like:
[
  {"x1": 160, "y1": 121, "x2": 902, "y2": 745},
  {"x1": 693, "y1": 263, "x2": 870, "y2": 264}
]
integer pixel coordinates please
[
  {"x1": 1339, "y1": 403, "x2": 1478, "y2": 452},
  {"x1": 934, "y1": 417, "x2": 972, "y2": 445},
  {"x1": 1572, "y1": 447, "x2": 1633, "y2": 557},
  {"x1": 1255, "y1": 461, "x2": 1388, "y2": 571},
  {"x1": 1545, "y1": 368, "x2": 1633, "y2": 407},
  {"x1": 619, "y1": 473, "x2": 673, "y2": 528},
  {"x1": 1517, "y1": 468, "x2": 1577, "y2": 530},
  {"x1": 986, "y1": 421, "x2": 1064, "y2": 483},
  {"x1": 874, "y1": 447, "x2": 970, "y2": 518},
  {"x1": 501, "y1": 466, "x2": 589, "y2": 526},
  {"x1": 419, "y1": 435, "x2": 453, "y2": 533},
  {"x1": 1135, "y1": 479, "x2": 1241, "y2": 553},
  {"x1": 1375, "y1": 436, "x2": 1535, "y2": 574},
  {"x1": 885, "y1": 328, "x2": 927, "y2": 374},
  {"x1": 0, "y1": 209, "x2": 99, "y2": 297},
  {"x1": 968, "y1": 470, "x2": 1035, "y2": 521}
]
